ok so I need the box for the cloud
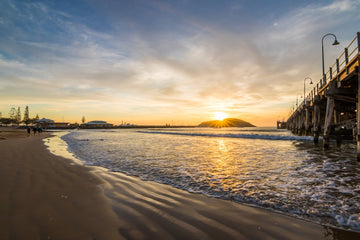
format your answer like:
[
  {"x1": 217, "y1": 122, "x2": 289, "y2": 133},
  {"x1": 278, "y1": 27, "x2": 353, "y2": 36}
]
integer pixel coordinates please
[{"x1": 1, "y1": 0, "x2": 360, "y2": 125}]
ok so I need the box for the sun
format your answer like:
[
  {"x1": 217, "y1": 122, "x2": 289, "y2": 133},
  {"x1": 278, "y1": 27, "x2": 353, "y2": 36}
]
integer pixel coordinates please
[{"x1": 213, "y1": 112, "x2": 228, "y2": 121}]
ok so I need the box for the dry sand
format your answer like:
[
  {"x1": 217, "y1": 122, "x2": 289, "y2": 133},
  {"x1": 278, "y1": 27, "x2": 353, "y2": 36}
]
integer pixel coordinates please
[{"x1": 1, "y1": 127, "x2": 359, "y2": 240}]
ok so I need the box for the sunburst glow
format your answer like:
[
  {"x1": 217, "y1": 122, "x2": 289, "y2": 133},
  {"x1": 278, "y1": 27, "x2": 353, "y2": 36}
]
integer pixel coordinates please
[{"x1": 213, "y1": 112, "x2": 228, "y2": 121}]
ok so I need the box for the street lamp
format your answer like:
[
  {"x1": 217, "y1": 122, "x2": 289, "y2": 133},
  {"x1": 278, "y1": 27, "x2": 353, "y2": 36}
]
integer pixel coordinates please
[
  {"x1": 322, "y1": 33, "x2": 340, "y2": 83},
  {"x1": 304, "y1": 77, "x2": 313, "y2": 103},
  {"x1": 296, "y1": 95, "x2": 302, "y2": 107}
]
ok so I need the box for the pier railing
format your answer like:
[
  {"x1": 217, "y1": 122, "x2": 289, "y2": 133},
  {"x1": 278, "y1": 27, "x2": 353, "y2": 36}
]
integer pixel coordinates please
[
  {"x1": 322, "y1": 33, "x2": 359, "y2": 86},
  {"x1": 291, "y1": 32, "x2": 360, "y2": 117}
]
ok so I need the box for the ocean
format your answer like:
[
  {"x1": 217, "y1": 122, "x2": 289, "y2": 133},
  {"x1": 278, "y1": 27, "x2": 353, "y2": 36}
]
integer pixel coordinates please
[{"x1": 46, "y1": 127, "x2": 360, "y2": 232}]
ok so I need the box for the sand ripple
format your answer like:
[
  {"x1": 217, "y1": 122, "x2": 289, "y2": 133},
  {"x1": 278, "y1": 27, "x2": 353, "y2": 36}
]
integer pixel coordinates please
[{"x1": 93, "y1": 169, "x2": 349, "y2": 240}]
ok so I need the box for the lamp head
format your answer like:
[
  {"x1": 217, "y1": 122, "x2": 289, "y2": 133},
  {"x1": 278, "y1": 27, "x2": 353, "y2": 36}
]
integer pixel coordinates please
[
  {"x1": 332, "y1": 39, "x2": 340, "y2": 45},
  {"x1": 305, "y1": 77, "x2": 313, "y2": 84}
]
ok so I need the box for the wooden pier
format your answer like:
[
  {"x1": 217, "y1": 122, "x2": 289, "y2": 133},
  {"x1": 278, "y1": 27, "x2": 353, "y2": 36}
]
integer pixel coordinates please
[{"x1": 286, "y1": 32, "x2": 360, "y2": 159}]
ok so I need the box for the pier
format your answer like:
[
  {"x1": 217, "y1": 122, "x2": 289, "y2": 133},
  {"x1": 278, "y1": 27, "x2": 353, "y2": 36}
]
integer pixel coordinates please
[{"x1": 286, "y1": 32, "x2": 360, "y2": 159}]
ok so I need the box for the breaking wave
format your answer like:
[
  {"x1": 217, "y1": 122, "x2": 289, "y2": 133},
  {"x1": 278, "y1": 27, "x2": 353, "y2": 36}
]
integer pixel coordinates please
[{"x1": 137, "y1": 130, "x2": 315, "y2": 141}]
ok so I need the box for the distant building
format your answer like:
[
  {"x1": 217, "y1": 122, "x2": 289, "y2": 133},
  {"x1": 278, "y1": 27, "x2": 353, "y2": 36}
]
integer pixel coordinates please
[
  {"x1": 52, "y1": 122, "x2": 70, "y2": 128},
  {"x1": 81, "y1": 120, "x2": 113, "y2": 128},
  {"x1": 36, "y1": 118, "x2": 54, "y2": 128},
  {"x1": 277, "y1": 121, "x2": 287, "y2": 129},
  {"x1": 118, "y1": 122, "x2": 137, "y2": 127}
]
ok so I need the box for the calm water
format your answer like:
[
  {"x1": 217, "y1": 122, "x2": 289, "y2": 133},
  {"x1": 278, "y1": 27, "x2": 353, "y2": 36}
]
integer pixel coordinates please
[{"x1": 51, "y1": 127, "x2": 360, "y2": 231}]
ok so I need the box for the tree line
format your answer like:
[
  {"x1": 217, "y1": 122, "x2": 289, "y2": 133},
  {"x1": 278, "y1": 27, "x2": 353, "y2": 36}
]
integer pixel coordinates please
[{"x1": 0, "y1": 106, "x2": 40, "y2": 125}]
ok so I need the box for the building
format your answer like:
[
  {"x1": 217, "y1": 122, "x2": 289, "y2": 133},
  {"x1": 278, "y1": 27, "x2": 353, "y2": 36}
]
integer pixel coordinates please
[
  {"x1": 81, "y1": 120, "x2": 113, "y2": 128},
  {"x1": 35, "y1": 118, "x2": 54, "y2": 128},
  {"x1": 52, "y1": 122, "x2": 70, "y2": 128}
]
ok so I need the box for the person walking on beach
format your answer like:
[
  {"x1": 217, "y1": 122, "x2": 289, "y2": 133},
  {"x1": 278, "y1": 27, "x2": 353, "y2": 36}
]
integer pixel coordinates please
[
  {"x1": 26, "y1": 126, "x2": 31, "y2": 137},
  {"x1": 32, "y1": 126, "x2": 37, "y2": 136}
]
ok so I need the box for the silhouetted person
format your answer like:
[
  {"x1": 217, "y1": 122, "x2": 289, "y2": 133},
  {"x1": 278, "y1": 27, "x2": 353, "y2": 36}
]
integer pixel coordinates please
[
  {"x1": 33, "y1": 126, "x2": 37, "y2": 136},
  {"x1": 26, "y1": 126, "x2": 31, "y2": 137}
]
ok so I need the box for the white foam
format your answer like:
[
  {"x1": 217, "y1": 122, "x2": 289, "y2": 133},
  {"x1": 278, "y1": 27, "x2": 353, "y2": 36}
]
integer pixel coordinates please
[
  {"x1": 138, "y1": 130, "x2": 315, "y2": 141},
  {"x1": 43, "y1": 131, "x2": 83, "y2": 165}
]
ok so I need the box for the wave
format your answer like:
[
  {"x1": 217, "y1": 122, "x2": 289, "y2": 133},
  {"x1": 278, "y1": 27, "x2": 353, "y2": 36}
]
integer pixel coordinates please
[{"x1": 137, "y1": 131, "x2": 315, "y2": 141}]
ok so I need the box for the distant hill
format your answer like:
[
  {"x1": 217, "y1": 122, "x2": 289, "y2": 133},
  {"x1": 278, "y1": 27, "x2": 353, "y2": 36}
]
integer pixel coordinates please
[{"x1": 198, "y1": 118, "x2": 255, "y2": 128}]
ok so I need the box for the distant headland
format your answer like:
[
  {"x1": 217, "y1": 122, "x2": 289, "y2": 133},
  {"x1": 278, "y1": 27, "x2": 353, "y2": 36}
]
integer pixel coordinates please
[{"x1": 198, "y1": 118, "x2": 255, "y2": 128}]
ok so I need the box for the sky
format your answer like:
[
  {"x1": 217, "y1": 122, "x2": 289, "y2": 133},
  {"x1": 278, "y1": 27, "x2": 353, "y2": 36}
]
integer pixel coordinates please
[{"x1": 0, "y1": 0, "x2": 360, "y2": 126}]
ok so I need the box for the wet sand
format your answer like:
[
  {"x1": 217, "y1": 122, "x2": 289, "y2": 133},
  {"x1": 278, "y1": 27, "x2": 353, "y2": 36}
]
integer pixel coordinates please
[{"x1": 1, "y1": 127, "x2": 359, "y2": 239}]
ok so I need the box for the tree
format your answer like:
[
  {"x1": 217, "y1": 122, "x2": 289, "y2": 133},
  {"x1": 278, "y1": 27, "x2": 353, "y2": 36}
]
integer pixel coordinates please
[
  {"x1": 15, "y1": 107, "x2": 21, "y2": 124},
  {"x1": 9, "y1": 107, "x2": 16, "y2": 123},
  {"x1": 23, "y1": 106, "x2": 30, "y2": 125},
  {"x1": 29, "y1": 113, "x2": 40, "y2": 124},
  {"x1": 0, "y1": 118, "x2": 12, "y2": 125},
  {"x1": 81, "y1": 116, "x2": 86, "y2": 124}
]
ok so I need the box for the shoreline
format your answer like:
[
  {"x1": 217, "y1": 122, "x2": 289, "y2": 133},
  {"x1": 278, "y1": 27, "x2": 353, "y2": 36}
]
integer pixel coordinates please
[{"x1": 1, "y1": 128, "x2": 359, "y2": 239}]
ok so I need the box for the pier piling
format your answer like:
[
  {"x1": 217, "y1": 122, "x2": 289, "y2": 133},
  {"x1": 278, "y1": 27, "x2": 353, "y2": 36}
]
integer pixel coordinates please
[
  {"x1": 313, "y1": 100, "x2": 321, "y2": 144},
  {"x1": 305, "y1": 106, "x2": 311, "y2": 135},
  {"x1": 323, "y1": 96, "x2": 334, "y2": 149},
  {"x1": 357, "y1": 32, "x2": 360, "y2": 160}
]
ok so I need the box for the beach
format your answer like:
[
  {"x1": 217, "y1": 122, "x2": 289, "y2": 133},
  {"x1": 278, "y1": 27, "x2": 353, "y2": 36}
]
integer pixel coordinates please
[{"x1": 1, "y1": 127, "x2": 359, "y2": 240}]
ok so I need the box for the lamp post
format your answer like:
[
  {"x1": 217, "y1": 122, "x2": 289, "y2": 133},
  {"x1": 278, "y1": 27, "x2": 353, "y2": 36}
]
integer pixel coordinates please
[
  {"x1": 304, "y1": 77, "x2": 313, "y2": 104},
  {"x1": 296, "y1": 95, "x2": 302, "y2": 107},
  {"x1": 322, "y1": 33, "x2": 340, "y2": 83}
]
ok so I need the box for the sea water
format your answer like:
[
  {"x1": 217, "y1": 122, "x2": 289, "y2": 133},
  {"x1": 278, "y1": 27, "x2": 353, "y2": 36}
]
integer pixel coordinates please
[{"x1": 52, "y1": 127, "x2": 360, "y2": 231}]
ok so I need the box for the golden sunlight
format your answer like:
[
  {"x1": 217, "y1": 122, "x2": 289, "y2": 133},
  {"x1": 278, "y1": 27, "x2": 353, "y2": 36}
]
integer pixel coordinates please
[{"x1": 213, "y1": 112, "x2": 228, "y2": 121}]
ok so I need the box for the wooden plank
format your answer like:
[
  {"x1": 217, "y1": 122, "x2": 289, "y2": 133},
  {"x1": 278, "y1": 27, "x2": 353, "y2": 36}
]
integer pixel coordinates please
[
  {"x1": 326, "y1": 85, "x2": 356, "y2": 96},
  {"x1": 327, "y1": 94, "x2": 355, "y2": 103}
]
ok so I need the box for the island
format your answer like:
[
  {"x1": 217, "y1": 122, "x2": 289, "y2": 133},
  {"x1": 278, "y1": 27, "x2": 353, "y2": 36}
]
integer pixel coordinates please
[{"x1": 198, "y1": 118, "x2": 255, "y2": 127}]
